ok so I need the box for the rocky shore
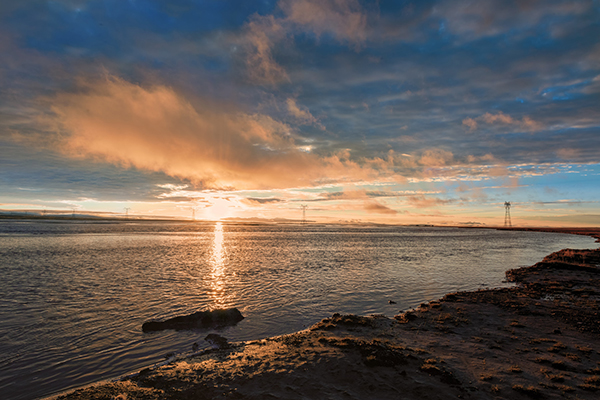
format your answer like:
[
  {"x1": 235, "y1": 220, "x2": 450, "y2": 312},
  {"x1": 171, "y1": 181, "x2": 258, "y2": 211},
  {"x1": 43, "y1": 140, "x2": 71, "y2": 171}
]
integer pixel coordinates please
[{"x1": 52, "y1": 228, "x2": 600, "y2": 400}]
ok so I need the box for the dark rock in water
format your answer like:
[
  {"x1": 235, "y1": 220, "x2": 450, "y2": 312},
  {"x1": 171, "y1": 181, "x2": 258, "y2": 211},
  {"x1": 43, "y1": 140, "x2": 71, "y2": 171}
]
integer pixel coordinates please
[
  {"x1": 142, "y1": 308, "x2": 244, "y2": 332},
  {"x1": 205, "y1": 333, "x2": 229, "y2": 348},
  {"x1": 388, "y1": 300, "x2": 396, "y2": 304}
]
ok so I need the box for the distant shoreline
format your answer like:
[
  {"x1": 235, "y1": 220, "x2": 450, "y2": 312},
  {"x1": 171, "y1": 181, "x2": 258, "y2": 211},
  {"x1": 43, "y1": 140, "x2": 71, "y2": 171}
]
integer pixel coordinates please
[{"x1": 3, "y1": 214, "x2": 600, "y2": 237}]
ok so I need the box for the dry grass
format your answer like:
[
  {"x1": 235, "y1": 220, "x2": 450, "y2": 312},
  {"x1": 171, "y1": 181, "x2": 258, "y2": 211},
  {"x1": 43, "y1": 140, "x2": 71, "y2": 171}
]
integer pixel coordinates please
[
  {"x1": 512, "y1": 384, "x2": 542, "y2": 398},
  {"x1": 576, "y1": 345, "x2": 593, "y2": 354},
  {"x1": 584, "y1": 376, "x2": 600, "y2": 385},
  {"x1": 579, "y1": 383, "x2": 600, "y2": 391},
  {"x1": 508, "y1": 365, "x2": 523, "y2": 373},
  {"x1": 565, "y1": 352, "x2": 581, "y2": 362},
  {"x1": 480, "y1": 373, "x2": 494, "y2": 381},
  {"x1": 548, "y1": 342, "x2": 567, "y2": 353},
  {"x1": 540, "y1": 367, "x2": 566, "y2": 382}
]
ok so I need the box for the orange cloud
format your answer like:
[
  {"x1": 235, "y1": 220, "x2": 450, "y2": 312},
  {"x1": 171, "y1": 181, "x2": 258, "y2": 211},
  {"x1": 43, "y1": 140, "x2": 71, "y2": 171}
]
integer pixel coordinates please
[
  {"x1": 462, "y1": 117, "x2": 478, "y2": 131},
  {"x1": 464, "y1": 111, "x2": 542, "y2": 132},
  {"x1": 406, "y1": 195, "x2": 452, "y2": 208},
  {"x1": 419, "y1": 149, "x2": 454, "y2": 167},
  {"x1": 45, "y1": 76, "x2": 407, "y2": 190},
  {"x1": 481, "y1": 111, "x2": 514, "y2": 124},
  {"x1": 466, "y1": 153, "x2": 496, "y2": 163},
  {"x1": 364, "y1": 200, "x2": 397, "y2": 214}
]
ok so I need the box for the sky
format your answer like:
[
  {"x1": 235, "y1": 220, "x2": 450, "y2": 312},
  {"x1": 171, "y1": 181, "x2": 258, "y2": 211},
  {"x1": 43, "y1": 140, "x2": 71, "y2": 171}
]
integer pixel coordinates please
[{"x1": 1, "y1": 0, "x2": 599, "y2": 226}]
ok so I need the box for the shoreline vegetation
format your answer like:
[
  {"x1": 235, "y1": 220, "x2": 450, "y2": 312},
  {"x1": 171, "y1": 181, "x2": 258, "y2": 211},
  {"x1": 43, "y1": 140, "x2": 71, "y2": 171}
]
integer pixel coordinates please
[{"x1": 47, "y1": 227, "x2": 600, "y2": 400}]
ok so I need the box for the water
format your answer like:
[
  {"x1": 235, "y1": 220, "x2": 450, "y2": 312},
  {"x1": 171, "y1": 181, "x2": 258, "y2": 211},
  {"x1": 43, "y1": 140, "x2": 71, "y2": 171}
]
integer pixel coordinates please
[{"x1": 0, "y1": 221, "x2": 596, "y2": 400}]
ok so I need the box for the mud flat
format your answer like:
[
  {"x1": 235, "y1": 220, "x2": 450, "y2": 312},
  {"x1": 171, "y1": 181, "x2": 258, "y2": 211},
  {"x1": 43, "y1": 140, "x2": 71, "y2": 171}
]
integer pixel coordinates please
[{"x1": 51, "y1": 229, "x2": 600, "y2": 400}]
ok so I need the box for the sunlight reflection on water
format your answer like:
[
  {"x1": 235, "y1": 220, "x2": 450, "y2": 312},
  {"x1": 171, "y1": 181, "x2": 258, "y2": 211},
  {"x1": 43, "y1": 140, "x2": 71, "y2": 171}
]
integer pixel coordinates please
[{"x1": 209, "y1": 222, "x2": 227, "y2": 306}]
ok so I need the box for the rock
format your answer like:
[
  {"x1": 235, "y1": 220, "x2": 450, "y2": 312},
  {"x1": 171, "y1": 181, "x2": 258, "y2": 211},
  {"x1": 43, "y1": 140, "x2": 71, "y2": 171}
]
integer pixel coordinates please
[
  {"x1": 142, "y1": 308, "x2": 244, "y2": 332},
  {"x1": 205, "y1": 333, "x2": 229, "y2": 348}
]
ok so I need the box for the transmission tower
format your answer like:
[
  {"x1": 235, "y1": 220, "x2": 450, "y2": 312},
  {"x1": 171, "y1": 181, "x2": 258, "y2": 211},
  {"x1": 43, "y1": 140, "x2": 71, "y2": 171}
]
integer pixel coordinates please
[
  {"x1": 301, "y1": 204, "x2": 308, "y2": 224},
  {"x1": 504, "y1": 201, "x2": 512, "y2": 227},
  {"x1": 124, "y1": 207, "x2": 131, "y2": 218}
]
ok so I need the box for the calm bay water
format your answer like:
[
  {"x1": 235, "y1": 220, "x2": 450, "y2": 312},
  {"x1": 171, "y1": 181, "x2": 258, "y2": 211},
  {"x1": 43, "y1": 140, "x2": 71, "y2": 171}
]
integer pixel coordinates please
[{"x1": 0, "y1": 220, "x2": 596, "y2": 400}]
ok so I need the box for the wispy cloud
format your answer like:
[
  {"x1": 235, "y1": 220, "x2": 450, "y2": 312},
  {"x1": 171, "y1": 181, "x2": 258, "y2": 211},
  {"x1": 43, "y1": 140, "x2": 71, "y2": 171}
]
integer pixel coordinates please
[
  {"x1": 463, "y1": 111, "x2": 542, "y2": 132},
  {"x1": 279, "y1": 0, "x2": 367, "y2": 45},
  {"x1": 405, "y1": 195, "x2": 453, "y2": 209},
  {"x1": 239, "y1": 0, "x2": 368, "y2": 84},
  {"x1": 242, "y1": 15, "x2": 290, "y2": 85},
  {"x1": 286, "y1": 97, "x2": 323, "y2": 128}
]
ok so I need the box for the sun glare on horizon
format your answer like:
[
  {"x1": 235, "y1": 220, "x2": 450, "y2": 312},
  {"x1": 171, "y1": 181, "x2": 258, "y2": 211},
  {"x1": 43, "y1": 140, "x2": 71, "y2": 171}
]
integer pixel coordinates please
[{"x1": 204, "y1": 197, "x2": 237, "y2": 221}]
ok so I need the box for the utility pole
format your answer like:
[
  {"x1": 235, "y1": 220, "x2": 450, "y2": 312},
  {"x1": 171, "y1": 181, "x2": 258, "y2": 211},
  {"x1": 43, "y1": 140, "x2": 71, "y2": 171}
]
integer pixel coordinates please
[
  {"x1": 504, "y1": 201, "x2": 512, "y2": 227},
  {"x1": 301, "y1": 204, "x2": 308, "y2": 224}
]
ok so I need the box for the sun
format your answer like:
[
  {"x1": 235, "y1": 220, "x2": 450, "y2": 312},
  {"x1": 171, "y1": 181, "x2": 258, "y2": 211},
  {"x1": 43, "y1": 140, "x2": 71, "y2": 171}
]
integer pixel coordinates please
[{"x1": 205, "y1": 197, "x2": 235, "y2": 220}]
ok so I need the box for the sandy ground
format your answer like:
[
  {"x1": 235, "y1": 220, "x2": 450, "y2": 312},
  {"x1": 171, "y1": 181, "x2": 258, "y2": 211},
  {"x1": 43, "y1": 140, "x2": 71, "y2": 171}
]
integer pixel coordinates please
[{"x1": 51, "y1": 228, "x2": 600, "y2": 400}]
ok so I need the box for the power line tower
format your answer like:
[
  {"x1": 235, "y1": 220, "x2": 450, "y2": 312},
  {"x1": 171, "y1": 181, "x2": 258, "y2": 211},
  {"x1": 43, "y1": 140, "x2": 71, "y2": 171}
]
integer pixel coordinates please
[
  {"x1": 124, "y1": 207, "x2": 131, "y2": 219},
  {"x1": 301, "y1": 204, "x2": 308, "y2": 224},
  {"x1": 504, "y1": 201, "x2": 512, "y2": 227}
]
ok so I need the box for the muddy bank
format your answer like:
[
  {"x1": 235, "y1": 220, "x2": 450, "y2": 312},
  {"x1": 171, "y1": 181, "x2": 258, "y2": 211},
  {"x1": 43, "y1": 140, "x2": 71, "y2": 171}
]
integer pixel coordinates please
[{"x1": 52, "y1": 233, "x2": 600, "y2": 399}]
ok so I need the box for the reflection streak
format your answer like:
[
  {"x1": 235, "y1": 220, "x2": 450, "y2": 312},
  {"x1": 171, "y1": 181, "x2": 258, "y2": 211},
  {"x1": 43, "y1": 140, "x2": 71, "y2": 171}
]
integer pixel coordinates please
[{"x1": 209, "y1": 222, "x2": 227, "y2": 306}]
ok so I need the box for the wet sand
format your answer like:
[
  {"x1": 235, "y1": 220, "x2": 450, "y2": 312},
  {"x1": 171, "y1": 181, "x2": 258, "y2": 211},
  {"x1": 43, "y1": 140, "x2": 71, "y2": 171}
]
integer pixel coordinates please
[{"x1": 51, "y1": 228, "x2": 600, "y2": 400}]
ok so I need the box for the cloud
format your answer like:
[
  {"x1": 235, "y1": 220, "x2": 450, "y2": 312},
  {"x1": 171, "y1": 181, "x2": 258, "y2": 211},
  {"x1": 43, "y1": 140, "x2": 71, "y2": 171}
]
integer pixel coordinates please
[
  {"x1": 240, "y1": 0, "x2": 368, "y2": 84},
  {"x1": 243, "y1": 197, "x2": 283, "y2": 205},
  {"x1": 46, "y1": 76, "x2": 309, "y2": 189},
  {"x1": 462, "y1": 117, "x2": 478, "y2": 131},
  {"x1": 419, "y1": 149, "x2": 454, "y2": 167},
  {"x1": 520, "y1": 116, "x2": 543, "y2": 131},
  {"x1": 464, "y1": 111, "x2": 542, "y2": 132},
  {"x1": 44, "y1": 76, "x2": 412, "y2": 190},
  {"x1": 242, "y1": 15, "x2": 290, "y2": 85},
  {"x1": 481, "y1": 112, "x2": 514, "y2": 125},
  {"x1": 286, "y1": 97, "x2": 323, "y2": 128},
  {"x1": 364, "y1": 200, "x2": 397, "y2": 214},
  {"x1": 279, "y1": 0, "x2": 367, "y2": 45},
  {"x1": 435, "y1": 0, "x2": 592, "y2": 41},
  {"x1": 555, "y1": 148, "x2": 580, "y2": 160},
  {"x1": 406, "y1": 195, "x2": 453, "y2": 208}
]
